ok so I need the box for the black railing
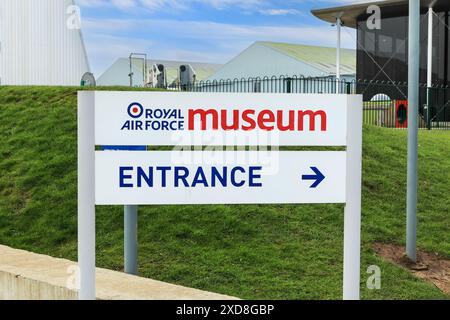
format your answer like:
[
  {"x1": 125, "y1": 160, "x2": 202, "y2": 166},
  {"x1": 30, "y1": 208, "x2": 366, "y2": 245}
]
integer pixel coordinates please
[
  {"x1": 160, "y1": 75, "x2": 450, "y2": 130},
  {"x1": 167, "y1": 75, "x2": 345, "y2": 94},
  {"x1": 355, "y1": 80, "x2": 450, "y2": 130}
]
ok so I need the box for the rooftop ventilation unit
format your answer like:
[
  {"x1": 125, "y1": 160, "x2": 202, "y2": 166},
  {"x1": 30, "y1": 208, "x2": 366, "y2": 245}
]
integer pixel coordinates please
[
  {"x1": 148, "y1": 64, "x2": 167, "y2": 88},
  {"x1": 179, "y1": 64, "x2": 196, "y2": 90}
]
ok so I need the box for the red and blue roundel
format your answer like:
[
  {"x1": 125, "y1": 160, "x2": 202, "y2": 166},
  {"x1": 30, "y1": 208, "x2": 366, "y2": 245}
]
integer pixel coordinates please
[{"x1": 127, "y1": 102, "x2": 144, "y2": 118}]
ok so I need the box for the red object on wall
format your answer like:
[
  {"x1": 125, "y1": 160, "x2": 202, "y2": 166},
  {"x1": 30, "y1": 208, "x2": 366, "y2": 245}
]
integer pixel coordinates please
[{"x1": 395, "y1": 100, "x2": 408, "y2": 128}]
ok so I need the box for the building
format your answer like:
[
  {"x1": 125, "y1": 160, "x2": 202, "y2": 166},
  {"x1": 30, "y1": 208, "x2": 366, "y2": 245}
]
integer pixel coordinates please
[
  {"x1": 0, "y1": 0, "x2": 90, "y2": 86},
  {"x1": 312, "y1": 0, "x2": 450, "y2": 128},
  {"x1": 98, "y1": 42, "x2": 356, "y2": 92},
  {"x1": 97, "y1": 58, "x2": 222, "y2": 87},
  {"x1": 208, "y1": 41, "x2": 356, "y2": 82},
  {"x1": 312, "y1": 0, "x2": 450, "y2": 86}
]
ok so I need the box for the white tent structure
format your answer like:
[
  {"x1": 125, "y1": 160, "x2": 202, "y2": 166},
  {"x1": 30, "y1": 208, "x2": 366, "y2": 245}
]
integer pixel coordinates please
[
  {"x1": 0, "y1": 0, "x2": 90, "y2": 86},
  {"x1": 207, "y1": 42, "x2": 356, "y2": 82}
]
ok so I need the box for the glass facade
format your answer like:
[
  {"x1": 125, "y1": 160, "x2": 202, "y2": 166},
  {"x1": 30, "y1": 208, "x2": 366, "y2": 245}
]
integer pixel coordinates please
[
  {"x1": 356, "y1": 5, "x2": 450, "y2": 124},
  {"x1": 356, "y1": 8, "x2": 450, "y2": 86}
]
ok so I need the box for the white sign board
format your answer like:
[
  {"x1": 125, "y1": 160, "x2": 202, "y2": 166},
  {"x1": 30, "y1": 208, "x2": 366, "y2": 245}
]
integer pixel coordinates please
[
  {"x1": 95, "y1": 151, "x2": 346, "y2": 205},
  {"x1": 94, "y1": 92, "x2": 352, "y2": 146},
  {"x1": 77, "y1": 91, "x2": 363, "y2": 301}
]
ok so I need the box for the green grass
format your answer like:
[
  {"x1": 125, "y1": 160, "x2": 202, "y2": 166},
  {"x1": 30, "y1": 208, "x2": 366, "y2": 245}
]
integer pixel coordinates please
[{"x1": 0, "y1": 86, "x2": 449, "y2": 300}]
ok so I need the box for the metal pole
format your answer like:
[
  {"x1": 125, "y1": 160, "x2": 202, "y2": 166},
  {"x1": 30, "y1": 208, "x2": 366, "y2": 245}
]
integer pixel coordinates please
[
  {"x1": 144, "y1": 55, "x2": 148, "y2": 86},
  {"x1": 427, "y1": 7, "x2": 434, "y2": 129},
  {"x1": 101, "y1": 145, "x2": 142, "y2": 275},
  {"x1": 427, "y1": 7, "x2": 433, "y2": 88},
  {"x1": 129, "y1": 54, "x2": 133, "y2": 87},
  {"x1": 124, "y1": 205, "x2": 138, "y2": 275},
  {"x1": 343, "y1": 96, "x2": 363, "y2": 300},
  {"x1": 336, "y1": 17, "x2": 341, "y2": 94},
  {"x1": 126, "y1": 53, "x2": 143, "y2": 274},
  {"x1": 78, "y1": 92, "x2": 96, "y2": 300},
  {"x1": 407, "y1": 0, "x2": 420, "y2": 263}
]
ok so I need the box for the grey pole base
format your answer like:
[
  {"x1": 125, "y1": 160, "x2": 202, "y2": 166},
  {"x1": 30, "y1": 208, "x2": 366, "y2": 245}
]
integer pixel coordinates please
[{"x1": 124, "y1": 205, "x2": 138, "y2": 275}]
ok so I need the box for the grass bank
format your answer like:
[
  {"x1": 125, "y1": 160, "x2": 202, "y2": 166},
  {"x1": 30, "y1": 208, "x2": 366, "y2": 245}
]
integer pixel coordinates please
[{"x1": 0, "y1": 86, "x2": 448, "y2": 299}]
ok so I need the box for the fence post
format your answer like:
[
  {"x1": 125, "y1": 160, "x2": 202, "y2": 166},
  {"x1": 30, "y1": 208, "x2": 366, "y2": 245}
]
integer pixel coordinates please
[{"x1": 346, "y1": 82, "x2": 351, "y2": 95}]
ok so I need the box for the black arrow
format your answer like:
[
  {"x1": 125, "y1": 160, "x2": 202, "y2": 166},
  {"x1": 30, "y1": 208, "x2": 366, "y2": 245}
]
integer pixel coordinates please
[{"x1": 302, "y1": 167, "x2": 325, "y2": 188}]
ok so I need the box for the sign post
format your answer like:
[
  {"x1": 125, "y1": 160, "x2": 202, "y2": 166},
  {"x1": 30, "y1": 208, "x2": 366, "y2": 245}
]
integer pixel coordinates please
[
  {"x1": 101, "y1": 145, "x2": 146, "y2": 276},
  {"x1": 124, "y1": 204, "x2": 138, "y2": 275},
  {"x1": 77, "y1": 92, "x2": 96, "y2": 300},
  {"x1": 343, "y1": 94, "x2": 363, "y2": 300},
  {"x1": 78, "y1": 92, "x2": 362, "y2": 300}
]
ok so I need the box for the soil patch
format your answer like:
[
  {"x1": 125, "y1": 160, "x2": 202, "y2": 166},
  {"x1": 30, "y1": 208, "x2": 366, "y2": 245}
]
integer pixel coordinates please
[{"x1": 373, "y1": 242, "x2": 450, "y2": 295}]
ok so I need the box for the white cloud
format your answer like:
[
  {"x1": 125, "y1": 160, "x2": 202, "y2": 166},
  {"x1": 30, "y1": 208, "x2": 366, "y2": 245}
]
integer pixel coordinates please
[
  {"x1": 77, "y1": 1, "x2": 359, "y2": 76},
  {"x1": 111, "y1": 0, "x2": 137, "y2": 9},
  {"x1": 83, "y1": 17, "x2": 355, "y2": 47},
  {"x1": 77, "y1": 0, "x2": 267, "y2": 11},
  {"x1": 76, "y1": 0, "x2": 373, "y2": 12},
  {"x1": 84, "y1": 33, "x2": 155, "y2": 76},
  {"x1": 316, "y1": 0, "x2": 368, "y2": 3},
  {"x1": 82, "y1": 17, "x2": 355, "y2": 76},
  {"x1": 260, "y1": 8, "x2": 301, "y2": 16},
  {"x1": 139, "y1": 0, "x2": 188, "y2": 10},
  {"x1": 75, "y1": 0, "x2": 109, "y2": 7},
  {"x1": 196, "y1": 0, "x2": 265, "y2": 10}
]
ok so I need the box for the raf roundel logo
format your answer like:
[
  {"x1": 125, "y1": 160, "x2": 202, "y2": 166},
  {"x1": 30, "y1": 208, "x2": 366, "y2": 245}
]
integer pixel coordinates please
[{"x1": 127, "y1": 102, "x2": 144, "y2": 118}]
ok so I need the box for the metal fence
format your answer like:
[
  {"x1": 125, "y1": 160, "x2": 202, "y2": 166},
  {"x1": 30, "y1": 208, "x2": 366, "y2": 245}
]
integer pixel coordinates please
[
  {"x1": 356, "y1": 80, "x2": 450, "y2": 130},
  {"x1": 167, "y1": 75, "x2": 347, "y2": 94},
  {"x1": 163, "y1": 75, "x2": 450, "y2": 130}
]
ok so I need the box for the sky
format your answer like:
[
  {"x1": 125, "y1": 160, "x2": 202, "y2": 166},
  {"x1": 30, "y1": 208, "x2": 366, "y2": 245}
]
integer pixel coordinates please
[{"x1": 76, "y1": 0, "x2": 361, "y2": 77}]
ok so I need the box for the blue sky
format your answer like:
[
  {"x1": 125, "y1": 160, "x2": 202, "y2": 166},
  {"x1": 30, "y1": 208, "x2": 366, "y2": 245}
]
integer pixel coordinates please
[{"x1": 76, "y1": 0, "x2": 359, "y2": 77}]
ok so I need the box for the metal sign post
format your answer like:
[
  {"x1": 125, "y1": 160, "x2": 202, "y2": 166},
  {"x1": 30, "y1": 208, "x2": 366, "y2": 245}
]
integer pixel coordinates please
[
  {"x1": 78, "y1": 92, "x2": 96, "y2": 300},
  {"x1": 407, "y1": 0, "x2": 420, "y2": 263},
  {"x1": 78, "y1": 92, "x2": 363, "y2": 300},
  {"x1": 343, "y1": 95, "x2": 363, "y2": 300},
  {"x1": 124, "y1": 204, "x2": 138, "y2": 275},
  {"x1": 101, "y1": 146, "x2": 145, "y2": 276}
]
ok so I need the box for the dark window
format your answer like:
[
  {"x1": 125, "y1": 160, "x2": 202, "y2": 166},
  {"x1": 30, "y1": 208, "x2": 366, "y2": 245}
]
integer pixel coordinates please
[{"x1": 357, "y1": 7, "x2": 450, "y2": 87}]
